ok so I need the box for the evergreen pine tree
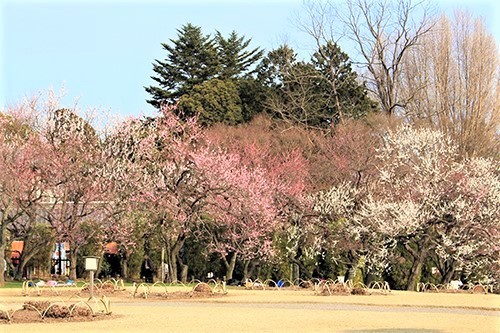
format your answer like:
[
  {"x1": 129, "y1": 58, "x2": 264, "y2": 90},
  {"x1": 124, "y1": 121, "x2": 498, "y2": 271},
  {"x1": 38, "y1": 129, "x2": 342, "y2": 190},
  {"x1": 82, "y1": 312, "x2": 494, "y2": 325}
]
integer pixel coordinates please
[
  {"x1": 311, "y1": 41, "x2": 377, "y2": 121},
  {"x1": 259, "y1": 43, "x2": 377, "y2": 128},
  {"x1": 145, "y1": 24, "x2": 265, "y2": 125},
  {"x1": 145, "y1": 23, "x2": 219, "y2": 108},
  {"x1": 215, "y1": 31, "x2": 264, "y2": 80}
]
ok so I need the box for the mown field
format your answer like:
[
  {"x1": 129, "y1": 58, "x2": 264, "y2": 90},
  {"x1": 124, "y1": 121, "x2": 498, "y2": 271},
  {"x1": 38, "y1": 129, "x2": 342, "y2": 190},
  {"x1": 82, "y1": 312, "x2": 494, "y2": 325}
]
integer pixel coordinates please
[{"x1": 1, "y1": 285, "x2": 499, "y2": 332}]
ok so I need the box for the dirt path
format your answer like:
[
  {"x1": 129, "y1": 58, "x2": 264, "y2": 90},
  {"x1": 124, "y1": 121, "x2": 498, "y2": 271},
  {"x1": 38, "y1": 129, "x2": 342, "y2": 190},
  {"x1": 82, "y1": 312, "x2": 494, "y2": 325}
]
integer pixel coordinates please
[
  {"x1": 113, "y1": 300, "x2": 499, "y2": 317},
  {"x1": 1, "y1": 287, "x2": 499, "y2": 332}
]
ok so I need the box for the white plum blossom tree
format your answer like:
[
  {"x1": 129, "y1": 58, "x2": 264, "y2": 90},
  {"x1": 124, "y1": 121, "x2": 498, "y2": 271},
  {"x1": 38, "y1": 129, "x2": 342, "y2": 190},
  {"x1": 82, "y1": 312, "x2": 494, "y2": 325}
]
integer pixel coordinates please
[{"x1": 363, "y1": 126, "x2": 499, "y2": 290}]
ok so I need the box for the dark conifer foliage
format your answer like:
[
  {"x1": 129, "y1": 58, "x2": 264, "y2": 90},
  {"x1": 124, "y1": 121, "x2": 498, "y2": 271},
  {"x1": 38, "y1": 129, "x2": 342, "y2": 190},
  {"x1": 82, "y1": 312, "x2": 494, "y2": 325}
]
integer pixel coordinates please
[
  {"x1": 146, "y1": 24, "x2": 375, "y2": 127},
  {"x1": 145, "y1": 24, "x2": 264, "y2": 126},
  {"x1": 145, "y1": 23, "x2": 220, "y2": 108},
  {"x1": 258, "y1": 43, "x2": 377, "y2": 128},
  {"x1": 215, "y1": 31, "x2": 264, "y2": 80}
]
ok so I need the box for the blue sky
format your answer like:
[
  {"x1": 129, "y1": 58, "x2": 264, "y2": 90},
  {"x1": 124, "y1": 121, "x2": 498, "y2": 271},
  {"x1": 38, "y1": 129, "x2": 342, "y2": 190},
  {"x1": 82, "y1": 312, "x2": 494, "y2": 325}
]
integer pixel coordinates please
[{"x1": 1, "y1": 0, "x2": 499, "y2": 119}]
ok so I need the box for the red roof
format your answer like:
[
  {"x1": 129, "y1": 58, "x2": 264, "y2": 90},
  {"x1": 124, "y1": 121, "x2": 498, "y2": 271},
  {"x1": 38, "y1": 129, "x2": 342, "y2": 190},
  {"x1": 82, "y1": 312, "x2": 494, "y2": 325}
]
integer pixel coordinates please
[
  {"x1": 105, "y1": 242, "x2": 118, "y2": 255},
  {"x1": 10, "y1": 241, "x2": 24, "y2": 259}
]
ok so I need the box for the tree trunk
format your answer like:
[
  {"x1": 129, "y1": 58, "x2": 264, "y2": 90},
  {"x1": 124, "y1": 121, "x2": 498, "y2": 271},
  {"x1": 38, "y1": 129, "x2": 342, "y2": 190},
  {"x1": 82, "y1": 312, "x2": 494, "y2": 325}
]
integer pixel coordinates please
[
  {"x1": 345, "y1": 249, "x2": 357, "y2": 282},
  {"x1": 406, "y1": 254, "x2": 425, "y2": 291},
  {"x1": 69, "y1": 247, "x2": 78, "y2": 280},
  {"x1": 121, "y1": 255, "x2": 129, "y2": 280},
  {"x1": 440, "y1": 259, "x2": 458, "y2": 285},
  {"x1": 96, "y1": 251, "x2": 105, "y2": 278},
  {"x1": 289, "y1": 256, "x2": 311, "y2": 280},
  {"x1": 292, "y1": 263, "x2": 300, "y2": 281},
  {"x1": 243, "y1": 260, "x2": 259, "y2": 281},
  {"x1": 404, "y1": 236, "x2": 431, "y2": 291},
  {"x1": 344, "y1": 250, "x2": 363, "y2": 284},
  {"x1": 14, "y1": 255, "x2": 28, "y2": 280},
  {"x1": 179, "y1": 262, "x2": 188, "y2": 283},
  {"x1": 165, "y1": 234, "x2": 186, "y2": 282},
  {"x1": 248, "y1": 261, "x2": 258, "y2": 280},
  {"x1": 176, "y1": 252, "x2": 189, "y2": 283},
  {"x1": 242, "y1": 260, "x2": 250, "y2": 281},
  {"x1": 345, "y1": 264, "x2": 356, "y2": 282},
  {"x1": 168, "y1": 251, "x2": 178, "y2": 282},
  {"x1": 0, "y1": 226, "x2": 6, "y2": 287},
  {"x1": 405, "y1": 244, "x2": 427, "y2": 291},
  {"x1": 223, "y1": 252, "x2": 237, "y2": 281}
]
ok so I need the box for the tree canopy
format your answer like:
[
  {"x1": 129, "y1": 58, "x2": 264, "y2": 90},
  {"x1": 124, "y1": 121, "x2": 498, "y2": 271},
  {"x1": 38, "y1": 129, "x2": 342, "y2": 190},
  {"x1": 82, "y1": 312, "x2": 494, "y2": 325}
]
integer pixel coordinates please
[
  {"x1": 2, "y1": 5, "x2": 498, "y2": 290},
  {"x1": 145, "y1": 23, "x2": 264, "y2": 126},
  {"x1": 145, "y1": 23, "x2": 219, "y2": 108},
  {"x1": 258, "y1": 43, "x2": 377, "y2": 128}
]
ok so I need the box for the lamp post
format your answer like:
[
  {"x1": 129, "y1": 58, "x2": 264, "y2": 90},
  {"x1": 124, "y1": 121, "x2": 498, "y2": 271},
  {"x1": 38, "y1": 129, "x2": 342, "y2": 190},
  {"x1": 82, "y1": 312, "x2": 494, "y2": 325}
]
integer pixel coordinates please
[{"x1": 84, "y1": 256, "x2": 100, "y2": 298}]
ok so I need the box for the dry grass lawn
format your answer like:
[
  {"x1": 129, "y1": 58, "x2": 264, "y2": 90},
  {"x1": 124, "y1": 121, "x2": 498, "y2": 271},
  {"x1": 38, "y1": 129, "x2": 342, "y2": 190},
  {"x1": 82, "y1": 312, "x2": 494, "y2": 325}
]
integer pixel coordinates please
[{"x1": 1, "y1": 285, "x2": 499, "y2": 332}]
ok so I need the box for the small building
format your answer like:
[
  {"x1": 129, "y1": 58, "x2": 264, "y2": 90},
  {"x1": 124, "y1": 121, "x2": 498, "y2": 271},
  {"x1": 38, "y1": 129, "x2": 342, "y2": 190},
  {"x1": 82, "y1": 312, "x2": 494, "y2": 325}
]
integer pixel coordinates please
[{"x1": 6, "y1": 241, "x2": 69, "y2": 279}]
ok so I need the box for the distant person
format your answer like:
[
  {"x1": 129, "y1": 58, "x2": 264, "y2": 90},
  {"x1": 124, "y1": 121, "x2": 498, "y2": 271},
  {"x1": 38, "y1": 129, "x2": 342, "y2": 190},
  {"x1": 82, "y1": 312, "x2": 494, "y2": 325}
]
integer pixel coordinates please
[{"x1": 141, "y1": 255, "x2": 155, "y2": 283}]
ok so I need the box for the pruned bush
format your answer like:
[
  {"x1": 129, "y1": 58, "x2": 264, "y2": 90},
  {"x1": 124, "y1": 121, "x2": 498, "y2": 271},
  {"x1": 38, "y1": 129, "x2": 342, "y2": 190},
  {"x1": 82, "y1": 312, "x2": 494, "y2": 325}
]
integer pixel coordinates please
[
  {"x1": 351, "y1": 287, "x2": 368, "y2": 295},
  {"x1": 193, "y1": 283, "x2": 212, "y2": 293},
  {"x1": 23, "y1": 301, "x2": 50, "y2": 312},
  {"x1": 44, "y1": 304, "x2": 70, "y2": 318}
]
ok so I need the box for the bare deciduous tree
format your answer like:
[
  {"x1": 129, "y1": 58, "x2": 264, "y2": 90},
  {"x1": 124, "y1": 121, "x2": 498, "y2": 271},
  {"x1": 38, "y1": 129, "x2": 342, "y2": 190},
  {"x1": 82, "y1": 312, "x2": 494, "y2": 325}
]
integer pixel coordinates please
[
  {"x1": 401, "y1": 12, "x2": 499, "y2": 158},
  {"x1": 302, "y1": 0, "x2": 435, "y2": 115}
]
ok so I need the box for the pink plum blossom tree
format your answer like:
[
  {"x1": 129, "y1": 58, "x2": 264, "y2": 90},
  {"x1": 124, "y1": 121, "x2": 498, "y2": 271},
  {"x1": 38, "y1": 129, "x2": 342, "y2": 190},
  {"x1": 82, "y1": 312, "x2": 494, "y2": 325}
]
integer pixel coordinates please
[
  {"x1": 39, "y1": 107, "x2": 107, "y2": 280},
  {"x1": 0, "y1": 100, "x2": 50, "y2": 285}
]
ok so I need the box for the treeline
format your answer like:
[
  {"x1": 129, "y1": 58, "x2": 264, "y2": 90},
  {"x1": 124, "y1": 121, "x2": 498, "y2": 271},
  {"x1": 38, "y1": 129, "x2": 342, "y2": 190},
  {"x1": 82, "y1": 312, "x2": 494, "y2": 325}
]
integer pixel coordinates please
[
  {"x1": 145, "y1": 23, "x2": 375, "y2": 128},
  {"x1": 0, "y1": 0, "x2": 498, "y2": 290}
]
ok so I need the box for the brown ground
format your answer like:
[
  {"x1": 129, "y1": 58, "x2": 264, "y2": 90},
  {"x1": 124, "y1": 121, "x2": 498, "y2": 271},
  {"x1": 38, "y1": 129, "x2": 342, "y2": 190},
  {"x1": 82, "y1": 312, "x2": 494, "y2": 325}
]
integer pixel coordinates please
[{"x1": 1, "y1": 285, "x2": 499, "y2": 332}]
